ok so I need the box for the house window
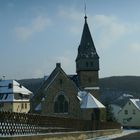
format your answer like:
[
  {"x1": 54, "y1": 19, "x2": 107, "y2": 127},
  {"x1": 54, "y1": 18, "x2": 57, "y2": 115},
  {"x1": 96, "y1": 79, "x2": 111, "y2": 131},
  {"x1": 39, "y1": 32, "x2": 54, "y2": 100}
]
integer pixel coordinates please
[
  {"x1": 54, "y1": 94, "x2": 68, "y2": 113},
  {"x1": 21, "y1": 103, "x2": 24, "y2": 109},
  {"x1": 133, "y1": 109, "x2": 136, "y2": 115},
  {"x1": 124, "y1": 110, "x2": 128, "y2": 115},
  {"x1": 14, "y1": 93, "x2": 23, "y2": 100},
  {"x1": 25, "y1": 103, "x2": 27, "y2": 109}
]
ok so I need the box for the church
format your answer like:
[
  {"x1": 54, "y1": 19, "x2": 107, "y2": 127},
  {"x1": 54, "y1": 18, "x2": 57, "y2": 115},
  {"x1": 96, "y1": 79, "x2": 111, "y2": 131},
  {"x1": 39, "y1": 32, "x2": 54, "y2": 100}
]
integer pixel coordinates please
[{"x1": 31, "y1": 16, "x2": 105, "y2": 121}]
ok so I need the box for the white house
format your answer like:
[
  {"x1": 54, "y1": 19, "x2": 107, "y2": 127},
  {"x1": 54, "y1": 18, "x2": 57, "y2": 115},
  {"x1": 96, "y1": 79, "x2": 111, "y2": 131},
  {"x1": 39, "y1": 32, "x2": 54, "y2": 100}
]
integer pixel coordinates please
[
  {"x1": 0, "y1": 80, "x2": 32, "y2": 113},
  {"x1": 117, "y1": 99, "x2": 140, "y2": 128}
]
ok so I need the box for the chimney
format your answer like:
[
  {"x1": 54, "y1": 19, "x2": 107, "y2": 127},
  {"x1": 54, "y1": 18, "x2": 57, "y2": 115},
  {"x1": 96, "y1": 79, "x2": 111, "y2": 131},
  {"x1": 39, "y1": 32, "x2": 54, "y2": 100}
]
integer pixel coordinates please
[{"x1": 56, "y1": 63, "x2": 61, "y2": 68}]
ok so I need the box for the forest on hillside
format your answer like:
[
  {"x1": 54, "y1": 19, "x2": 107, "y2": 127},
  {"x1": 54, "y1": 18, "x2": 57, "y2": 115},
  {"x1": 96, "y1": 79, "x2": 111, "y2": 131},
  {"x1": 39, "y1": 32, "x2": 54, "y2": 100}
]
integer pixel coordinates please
[{"x1": 18, "y1": 76, "x2": 140, "y2": 106}]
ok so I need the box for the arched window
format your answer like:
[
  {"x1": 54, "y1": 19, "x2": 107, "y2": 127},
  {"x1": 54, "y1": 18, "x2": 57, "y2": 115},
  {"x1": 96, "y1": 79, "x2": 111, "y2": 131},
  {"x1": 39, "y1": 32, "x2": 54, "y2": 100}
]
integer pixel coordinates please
[{"x1": 54, "y1": 94, "x2": 68, "y2": 113}]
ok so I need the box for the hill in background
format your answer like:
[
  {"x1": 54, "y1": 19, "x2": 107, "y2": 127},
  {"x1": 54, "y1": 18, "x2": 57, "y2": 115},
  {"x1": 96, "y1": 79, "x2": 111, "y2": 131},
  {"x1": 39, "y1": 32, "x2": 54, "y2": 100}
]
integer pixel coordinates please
[{"x1": 18, "y1": 76, "x2": 140, "y2": 106}]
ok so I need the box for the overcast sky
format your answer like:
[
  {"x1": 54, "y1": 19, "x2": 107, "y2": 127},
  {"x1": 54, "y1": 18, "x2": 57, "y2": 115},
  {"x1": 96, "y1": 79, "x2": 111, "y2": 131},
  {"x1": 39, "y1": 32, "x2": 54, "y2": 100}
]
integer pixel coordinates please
[{"x1": 1, "y1": 0, "x2": 140, "y2": 79}]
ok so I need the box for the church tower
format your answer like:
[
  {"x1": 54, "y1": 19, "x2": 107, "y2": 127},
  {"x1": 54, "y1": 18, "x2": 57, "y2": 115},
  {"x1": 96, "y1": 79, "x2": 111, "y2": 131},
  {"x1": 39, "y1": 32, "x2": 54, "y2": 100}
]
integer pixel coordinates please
[{"x1": 76, "y1": 16, "x2": 99, "y2": 98}]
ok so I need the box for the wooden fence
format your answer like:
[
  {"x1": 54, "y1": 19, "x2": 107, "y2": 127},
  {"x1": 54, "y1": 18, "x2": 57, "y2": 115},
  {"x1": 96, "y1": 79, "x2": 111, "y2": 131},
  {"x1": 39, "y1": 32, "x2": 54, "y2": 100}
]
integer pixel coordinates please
[{"x1": 0, "y1": 111, "x2": 121, "y2": 136}]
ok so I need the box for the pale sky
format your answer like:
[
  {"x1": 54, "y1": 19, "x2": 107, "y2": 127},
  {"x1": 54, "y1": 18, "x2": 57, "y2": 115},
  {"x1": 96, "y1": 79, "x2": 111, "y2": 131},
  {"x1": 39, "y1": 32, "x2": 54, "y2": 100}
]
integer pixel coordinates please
[{"x1": 1, "y1": 0, "x2": 140, "y2": 79}]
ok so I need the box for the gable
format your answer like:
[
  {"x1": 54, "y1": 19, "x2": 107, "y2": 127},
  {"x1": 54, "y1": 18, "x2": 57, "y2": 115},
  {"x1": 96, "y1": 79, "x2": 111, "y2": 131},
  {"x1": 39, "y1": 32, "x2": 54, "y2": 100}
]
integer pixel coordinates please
[
  {"x1": 119, "y1": 99, "x2": 140, "y2": 115},
  {"x1": 31, "y1": 63, "x2": 79, "y2": 111},
  {"x1": 44, "y1": 70, "x2": 78, "y2": 98},
  {"x1": 44, "y1": 68, "x2": 78, "y2": 94}
]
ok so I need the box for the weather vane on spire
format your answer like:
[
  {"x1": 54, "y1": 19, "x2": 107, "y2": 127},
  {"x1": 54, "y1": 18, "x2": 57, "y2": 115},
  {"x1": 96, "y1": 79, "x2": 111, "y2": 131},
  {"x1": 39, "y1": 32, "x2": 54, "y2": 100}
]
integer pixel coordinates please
[{"x1": 84, "y1": 0, "x2": 87, "y2": 21}]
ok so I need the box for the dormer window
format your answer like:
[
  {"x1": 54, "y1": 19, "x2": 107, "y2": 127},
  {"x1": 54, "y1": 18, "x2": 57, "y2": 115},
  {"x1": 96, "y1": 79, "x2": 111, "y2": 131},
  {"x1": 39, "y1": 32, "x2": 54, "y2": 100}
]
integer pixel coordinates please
[
  {"x1": 19, "y1": 84, "x2": 22, "y2": 88},
  {"x1": 4, "y1": 94, "x2": 8, "y2": 100},
  {"x1": 8, "y1": 83, "x2": 13, "y2": 89},
  {"x1": 0, "y1": 94, "x2": 4, "y2": 100}
]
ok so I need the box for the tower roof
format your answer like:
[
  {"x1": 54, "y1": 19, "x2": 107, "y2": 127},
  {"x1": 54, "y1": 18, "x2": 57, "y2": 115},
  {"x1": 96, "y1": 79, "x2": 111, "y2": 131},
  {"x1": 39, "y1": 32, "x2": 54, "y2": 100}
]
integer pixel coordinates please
[{"x1": 76, "y1": 16, "x2": 99, "y2": 60}]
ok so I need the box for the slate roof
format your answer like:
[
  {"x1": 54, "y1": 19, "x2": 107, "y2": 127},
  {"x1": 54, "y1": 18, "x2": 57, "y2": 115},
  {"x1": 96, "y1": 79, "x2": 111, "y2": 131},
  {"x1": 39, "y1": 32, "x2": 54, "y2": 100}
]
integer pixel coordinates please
[
  {"x1": 76, "y1": 16, "x2": 99, "y2": 61},
  {"x1": 68, "y1": 74, "x2": 80, "y2": 88}
]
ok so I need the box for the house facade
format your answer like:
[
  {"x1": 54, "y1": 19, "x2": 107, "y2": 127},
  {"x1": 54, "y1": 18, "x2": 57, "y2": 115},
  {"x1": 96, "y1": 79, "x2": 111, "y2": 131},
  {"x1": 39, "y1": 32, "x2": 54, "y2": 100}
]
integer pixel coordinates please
[
  {"x1": 0, "y1": 80, "x2": 32, "y2": 113},
  {"x1": 117, "y1": 99, "x2": 140, "y2": 128},
  {"x1": 31, "y1": 16, "x2": 105, "y2": 121}
]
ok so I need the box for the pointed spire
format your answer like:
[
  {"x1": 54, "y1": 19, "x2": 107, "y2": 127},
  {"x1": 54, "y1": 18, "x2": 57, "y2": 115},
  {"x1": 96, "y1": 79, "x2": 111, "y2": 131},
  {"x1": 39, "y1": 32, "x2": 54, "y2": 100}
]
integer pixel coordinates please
[
  {"x1": 76, "y1": 16, "x2": 99, "y2": 72},
  {"x1": 77, "y1": 16, "x2": 99, "y2": 60}
]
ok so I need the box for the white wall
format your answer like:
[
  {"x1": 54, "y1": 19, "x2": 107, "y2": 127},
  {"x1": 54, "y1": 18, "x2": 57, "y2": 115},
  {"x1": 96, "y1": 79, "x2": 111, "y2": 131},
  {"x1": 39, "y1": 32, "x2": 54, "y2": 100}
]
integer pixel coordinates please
[{"x1": 118, "y1": 101, "x2": 140, "y2": 127}]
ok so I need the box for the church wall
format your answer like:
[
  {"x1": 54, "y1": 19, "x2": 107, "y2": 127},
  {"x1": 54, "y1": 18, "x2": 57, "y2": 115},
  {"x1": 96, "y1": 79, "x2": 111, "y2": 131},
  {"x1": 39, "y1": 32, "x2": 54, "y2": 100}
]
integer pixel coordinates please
[
  {"x1": 81, "y1": 108, "x2": 93, "y2": 120},
  {"x1": 41, "y1": 71, "x2": 82, "y2": 119},
  {"x1": 78, "y1": 71, "x2": 99, "y2": 88},
  {"x1": 78, "y1": 71, "x2": 99, "y2": 98},
  {"x1": 81, "y1": 108, "x2": 106, "y2": 121}
]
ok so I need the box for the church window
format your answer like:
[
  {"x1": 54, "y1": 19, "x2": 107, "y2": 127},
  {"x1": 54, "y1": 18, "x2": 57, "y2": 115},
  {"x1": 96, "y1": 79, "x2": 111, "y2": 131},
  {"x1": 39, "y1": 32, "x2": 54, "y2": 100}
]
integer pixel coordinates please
[
  {"x1": 59, "y1": 79, "x2": 63, "y2": 85},
  {"x1": 54, "y1": 94, "x2": 68, "y2": 113},
  {"x1": 86, "y1": 62, "x2": 89, "y2": 67},
  {"x1": 90, "y1": 62, "x2": 93, "y2": 66}
]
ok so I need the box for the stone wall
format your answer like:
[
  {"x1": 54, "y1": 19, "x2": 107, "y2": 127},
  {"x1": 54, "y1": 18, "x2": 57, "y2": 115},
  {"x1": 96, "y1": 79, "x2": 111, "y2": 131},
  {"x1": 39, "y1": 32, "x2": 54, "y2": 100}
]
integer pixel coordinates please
[{"x1": 41, "y1": 71, "x2": 82, "y2": 119}]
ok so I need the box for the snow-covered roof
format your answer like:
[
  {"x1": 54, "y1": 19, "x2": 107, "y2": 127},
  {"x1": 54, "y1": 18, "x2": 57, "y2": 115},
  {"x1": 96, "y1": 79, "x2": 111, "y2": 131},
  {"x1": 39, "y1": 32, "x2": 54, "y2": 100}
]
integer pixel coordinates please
[
  {"x1": 84, "y1": 87, "x2": 100, "y2": 90},
  {"x1": 130, "y1": 99, "x2": 140, "y2": 110},
  {"x1": 0, "y1": 80, "x2": 32, "y2": 95},
  {"x1": 0, "y1": 80, "x2": 32, "y2": 102},
  {"x1": 78, "y1": 91, "x2": 105, "y2": 109},
  {"x1": 123, "y1": 94, "x2": 133, "y2": 98}
]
